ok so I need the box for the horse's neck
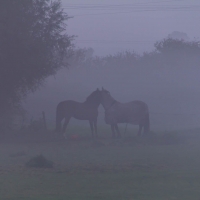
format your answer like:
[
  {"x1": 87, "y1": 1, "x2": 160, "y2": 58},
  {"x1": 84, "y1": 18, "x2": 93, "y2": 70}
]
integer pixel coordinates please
[
  {"x1": 102, "y1": 99, "x2": 117, "y2": 110},
  {"x1": 84, "y1": 100, "x2": 100, "y2": 108}
]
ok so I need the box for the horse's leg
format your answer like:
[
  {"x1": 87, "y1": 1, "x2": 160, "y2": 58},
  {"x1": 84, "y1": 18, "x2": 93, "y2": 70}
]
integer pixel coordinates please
[
  {"x1": 93, "y1": 118, "x2": 98, "y2": 138},
  {"x1": 62, "y1": 116, "x2": 71, "y2": 137},
  {"x1": 137, "y1": 124, "x2": 143, "y2": 137},
  {"x1": 115, "y1": 124, "x2": 121, "y2": 138},
  {"x1": 89, "y1": 120, "x2": 94, "y2": 138},
  {"x1": 111, "y1": 125, "x2": 116, "y2": 138},
  {"x1": 143, "y1": 113, "x2": 150, "y2": 135}
]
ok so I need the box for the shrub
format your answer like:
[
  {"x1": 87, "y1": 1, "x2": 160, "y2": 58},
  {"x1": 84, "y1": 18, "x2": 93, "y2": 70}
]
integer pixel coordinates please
[{"x1": 25, "y1": 155, "x2": 53, "y2": 168}]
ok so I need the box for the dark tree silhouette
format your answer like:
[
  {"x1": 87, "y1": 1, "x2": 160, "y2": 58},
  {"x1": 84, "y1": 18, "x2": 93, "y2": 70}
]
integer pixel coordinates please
[{"x1": 0, "y1": 0, "x2": 73, "y2": 129}]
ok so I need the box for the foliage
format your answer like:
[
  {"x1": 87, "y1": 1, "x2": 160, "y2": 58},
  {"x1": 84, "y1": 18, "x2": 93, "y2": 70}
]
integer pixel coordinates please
[
  {"x1": 67, "y1": 47, "x2": 94, "y2": 68},
  {"x1": 0, "y1": 0, "x2": 73, "y2": 127},
  {"x1": 72, "y1": 38, "x2": 200, "y2": 70},
  {"x1": 154, "y1": 38, "x2": 200, "y2": 68},
  {"x1": 155, "y1": 38, "x2": 200, "y2": 55}
]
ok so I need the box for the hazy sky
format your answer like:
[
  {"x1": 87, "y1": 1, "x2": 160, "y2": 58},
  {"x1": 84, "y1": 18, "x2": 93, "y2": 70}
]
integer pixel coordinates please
[
  {"x1": 23, "y1": 0, "x2": 200, "y2": 130},
  {"x1": 62, "y1": 0, "x2": 200, "y2": 56}
]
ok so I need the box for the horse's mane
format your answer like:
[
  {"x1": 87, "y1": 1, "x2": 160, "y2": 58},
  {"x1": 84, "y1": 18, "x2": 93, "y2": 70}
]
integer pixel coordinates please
[{"x1": 85, "y1": 90, "x2": 101, "y2": 104}]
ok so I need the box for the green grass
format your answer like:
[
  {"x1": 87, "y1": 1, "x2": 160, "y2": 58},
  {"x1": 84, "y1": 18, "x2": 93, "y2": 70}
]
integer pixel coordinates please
[
  {"x1": 1, "y1": 170, "x2": 200, "y2": 200},
  {"x1": 1, "y1": 126, "x2": 200, "y2": 199}
]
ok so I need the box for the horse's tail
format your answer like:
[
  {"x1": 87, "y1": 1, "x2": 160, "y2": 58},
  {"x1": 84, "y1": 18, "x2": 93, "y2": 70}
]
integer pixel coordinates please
[
  {"x1": 144, "y1": 112, "x2": 150, "y2": 134},
  {"x1": 55, "y1": 103, "x2": 63, "y2": 132}
]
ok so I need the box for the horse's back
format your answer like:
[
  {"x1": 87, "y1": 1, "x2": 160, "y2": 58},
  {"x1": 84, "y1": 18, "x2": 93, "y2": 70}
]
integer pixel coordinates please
[
  {"x1": 57, "y1": 100, "x2": 98, "y2": 120},
  {"x1": 56, "y1": 100, "x2": 79, "y2": 117},
  {"x1": 57, "y1": 100, "x2": 78, "y2": 111},
  {"x1": 128, "y1": 100, "x2": 149, "y2": 112},
  {"x1": 105, "y1": 100, "x2": 149, "y2": 124},
  {"x1": 114, "y1": 100, "x2": 148, "y2": 114}
]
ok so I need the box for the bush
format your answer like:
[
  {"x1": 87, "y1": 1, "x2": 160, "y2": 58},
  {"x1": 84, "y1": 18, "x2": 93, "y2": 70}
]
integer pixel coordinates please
[{"x1": 25, "y1": 155, "x2": 53, "y2": 168}]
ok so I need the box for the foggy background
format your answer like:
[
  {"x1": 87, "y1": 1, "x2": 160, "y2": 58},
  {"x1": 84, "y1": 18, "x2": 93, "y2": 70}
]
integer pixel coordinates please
[
  {"x1": 23, "y1": 1, "x2": 200, "y2": 131},
  {"x1": 62, "y1": 0, "x2": 200, "y2": 56},
  {"x1": 23, "y1": 41, "x2": 200, "y2": 131}
]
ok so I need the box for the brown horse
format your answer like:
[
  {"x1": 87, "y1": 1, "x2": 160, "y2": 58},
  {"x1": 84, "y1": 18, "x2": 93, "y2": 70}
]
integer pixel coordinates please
[
  {"x1": 101, "y1": 88, "x2": 150, "y2": 138},
  {"x1": 56, "y1": 88, "x2": 102, "y2": 138}
]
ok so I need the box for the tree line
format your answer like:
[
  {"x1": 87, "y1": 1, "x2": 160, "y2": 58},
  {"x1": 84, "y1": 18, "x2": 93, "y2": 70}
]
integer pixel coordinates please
[{"x1": 70, "y1": 38, "x2": 200, "y2": 70}]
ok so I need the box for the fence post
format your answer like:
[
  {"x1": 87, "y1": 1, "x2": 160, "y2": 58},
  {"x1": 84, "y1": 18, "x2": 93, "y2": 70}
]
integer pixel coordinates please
[{"x1": 42, "y1": 111, "x2": 47, "y2": 130}]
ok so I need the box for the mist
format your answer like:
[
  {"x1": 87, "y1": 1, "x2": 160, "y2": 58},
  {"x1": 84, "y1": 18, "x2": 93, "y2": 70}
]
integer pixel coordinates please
[
  {"x1": 23, "y1": 40, "x2": 200, "y2": 131},
  {"x1": 2, "y1": 1, "x2": 200, "y2": 199}
]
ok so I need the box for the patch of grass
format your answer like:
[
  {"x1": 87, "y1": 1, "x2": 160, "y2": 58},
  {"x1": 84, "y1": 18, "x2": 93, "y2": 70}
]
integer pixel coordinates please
[
  {"x1": 1, "y1": 127, "x2": 200, "y2": 199},
  {"x1": 1, "y1": 170, "x2": 200, "y2": 200}
]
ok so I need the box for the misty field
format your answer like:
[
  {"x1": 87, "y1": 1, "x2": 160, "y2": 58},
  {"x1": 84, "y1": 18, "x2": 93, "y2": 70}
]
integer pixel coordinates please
[{"x1": 1, "y1": 126, "x2": 200, "y2": 200}]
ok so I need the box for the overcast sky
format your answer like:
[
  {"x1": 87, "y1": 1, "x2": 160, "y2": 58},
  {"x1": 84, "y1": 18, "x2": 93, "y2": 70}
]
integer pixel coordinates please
[{"x1": 62, "y1": 0, "x2": 200, "y2": 56}]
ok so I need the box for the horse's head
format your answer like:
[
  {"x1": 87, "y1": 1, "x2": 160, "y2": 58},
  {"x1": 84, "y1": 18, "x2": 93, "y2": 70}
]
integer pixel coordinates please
[
  {"x1": 100, "y1": 87, "x2": 116, "y2": 110},
  {"x1": 86, "y1": 88, "x2": 102, "y2": 106}
]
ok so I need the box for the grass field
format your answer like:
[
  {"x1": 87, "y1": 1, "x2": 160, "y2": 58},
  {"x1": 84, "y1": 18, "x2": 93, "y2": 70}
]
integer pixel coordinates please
[{"x1": 1, "y1": 126, "x2": 200, "y2": 200}]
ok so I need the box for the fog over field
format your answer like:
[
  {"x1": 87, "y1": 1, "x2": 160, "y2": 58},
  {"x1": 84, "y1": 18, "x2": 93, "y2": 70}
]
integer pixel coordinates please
[
  {"x1": 23, "y1": 54, "x2": 200, "y2": 131},
  {"x1": 21, "y1": 0, "x2": 200, "y2": 132}
]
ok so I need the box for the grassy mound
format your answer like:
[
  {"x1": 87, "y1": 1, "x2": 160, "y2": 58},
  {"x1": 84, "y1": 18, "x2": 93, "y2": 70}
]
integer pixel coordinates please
[{"x1": 25, "y1": 155, "x2": 53, "y2": 168}]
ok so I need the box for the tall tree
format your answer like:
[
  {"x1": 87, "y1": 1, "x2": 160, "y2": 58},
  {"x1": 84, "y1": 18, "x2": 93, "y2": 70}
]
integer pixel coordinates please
[{"x1": 0, "y1": 0, "x2": 73, "y2": 128}]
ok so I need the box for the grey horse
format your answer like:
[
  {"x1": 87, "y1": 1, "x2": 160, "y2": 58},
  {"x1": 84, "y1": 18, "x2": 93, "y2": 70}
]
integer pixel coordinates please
[{"x1": 101, "y1": 88, "x2": 150, "y2": 138}]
